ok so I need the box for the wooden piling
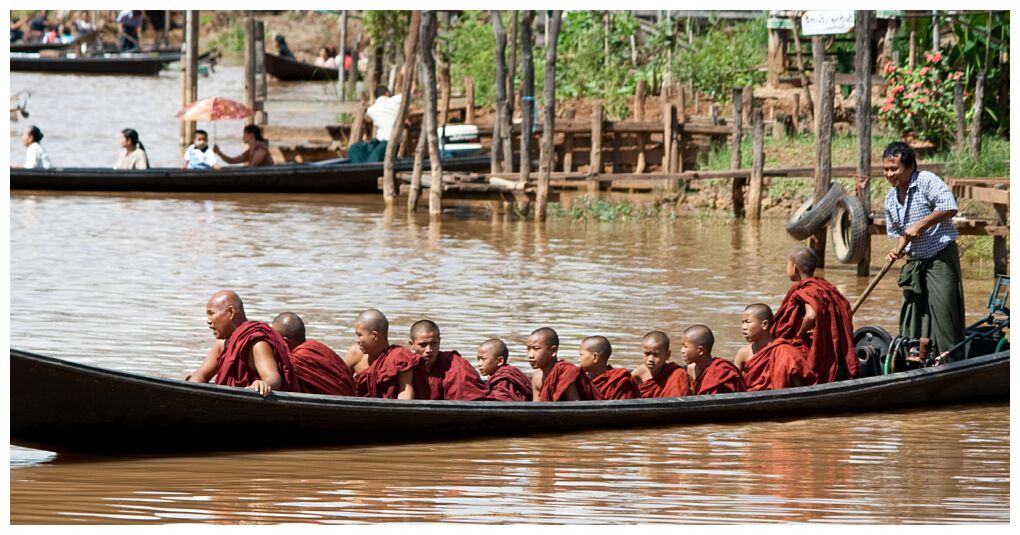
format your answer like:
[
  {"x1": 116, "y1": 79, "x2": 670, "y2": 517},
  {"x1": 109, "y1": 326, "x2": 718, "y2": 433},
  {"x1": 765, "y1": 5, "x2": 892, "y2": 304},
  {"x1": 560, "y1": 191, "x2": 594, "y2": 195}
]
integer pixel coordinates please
[
  {"x1": 812, "y1": 62, "x2": 836, "y2": 267},
  {"x1": 408, "y1": 129, "x2": 427, "y2": 212},
  {"x1": 968, "y1": 70, "x2": 986, "y2": 157},
  {"x1": 504, "y1": 12, "x2": 518, "y2": 173},
  {"x1": 243, "y1": 14, "x2": 256, "y2": 126},
  {"x1": 518, "y1": 10, "x2": 536, "y2": 183},
  {"x1": 536, "y1": 10, "x2": 561, "y2": 221},
  {"x1": 338, "y1": 11, "x2": 347, "y2": 100},
  {"x1": 953, "y1": 79, "x2": 966, "y2": 150},
  {"x1": 660, "y1": 84, "x2": 671, "y2": 172},
  {"x1": 993, "y1": 200, "x2": 1007, "y2": 275},
  {"x1": 811, "y1": 36, "x2": 825, "y2": 131},
  {"x1": 791, "y1": 93, "x2": 800, "y2": 132},
  {"x1": 253, "y1": 21, "x2": 267, "y2": 125},
  {"x1": 634, "y1": 79, "x2": 647, "y2": 173},
  {"x1": 908, "y1": 16, "x2": 917, "y2": 70},
  {"x1": 747, "y1": 107, "x2": 765, "y2": 220},
  {"x1": 346, "y1": 36, "x2": 360, "y2": 99},
  {"x1": 382, "y1": 11, "x2": 421, "y2": 205},
  {"x1": 465, "y1": 76, "x2": 476, "y2": 123},
  {"x1": 788, "y1": 15, "x2": 814, "y2": 125},
  {"x1": 671, "y1": 84, "x2": 683, "y2": 175},
  {"x1": 491, "y1": 11, "x2": 509, "y2": 173},
  {"x1": 419, "y1": 11, "x2": 444, "y2": 216},
  {"x1": 730, "y1": 87, "x2": 745, "y2": 218},
  {"x1": 854, "y1": 10, "x2": 873, "y2": 276},
  {"x1": 589, "y1": 103, "x2": 604, "y2": 197},
  {"x1": 179, "y1": 10, "x2": 198, "y2": 151}
]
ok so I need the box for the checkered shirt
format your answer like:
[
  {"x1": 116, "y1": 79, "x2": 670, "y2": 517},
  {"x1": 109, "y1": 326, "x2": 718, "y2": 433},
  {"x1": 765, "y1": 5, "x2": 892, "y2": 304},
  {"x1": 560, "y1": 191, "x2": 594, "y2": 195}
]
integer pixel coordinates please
[{"x1": 884, "y1": 170, "x2": 959, "y2": 259}]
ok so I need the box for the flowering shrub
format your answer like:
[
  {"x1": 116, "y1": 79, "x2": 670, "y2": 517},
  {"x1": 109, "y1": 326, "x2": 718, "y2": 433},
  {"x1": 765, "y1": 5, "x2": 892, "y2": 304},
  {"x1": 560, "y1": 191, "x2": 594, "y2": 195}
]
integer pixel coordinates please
[{"x1": 878, "y1": 51, "x2": 964, "y2": 149}]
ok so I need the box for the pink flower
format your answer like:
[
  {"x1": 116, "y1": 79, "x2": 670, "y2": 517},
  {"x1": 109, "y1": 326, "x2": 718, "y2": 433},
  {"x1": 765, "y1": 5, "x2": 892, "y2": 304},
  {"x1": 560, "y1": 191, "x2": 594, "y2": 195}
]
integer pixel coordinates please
[
  {"x1": 881, "y1": 103, "x2": 892, "y2": 113},
  {"x1": 911, "y1": 82, "x2": 922, "y2": 89},
  {"x1": 931, "y1": 52, "x2": 942, "y2": 63},
  {"x1": 923, "y1": 88, "x2": 931, "y2": 94},
  {"x1": 892, "y1": 85, "x2": 905, "y2": 94},
  {"x1": 918, "y1": 97, "x2": 928, "y2": 104},
  {"x1": 886, "y1": 95, "x2": 895, "y2": 104},
  {"x1": 905, "y1": 92, "x2": 914, "y2": 100},
  {"x1": 886, "y1": 63, "x2": 897, "y2": 74},
  {"x1": 919, "y1": 66, "x2": 929, "y2": 76}
]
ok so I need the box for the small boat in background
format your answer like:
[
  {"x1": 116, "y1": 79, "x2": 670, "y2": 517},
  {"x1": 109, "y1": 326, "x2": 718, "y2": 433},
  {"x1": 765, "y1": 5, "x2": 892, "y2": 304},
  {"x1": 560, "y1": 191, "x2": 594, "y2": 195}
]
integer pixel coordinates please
[
  {"x1": 265, "y1": 52, "x2": 339, "y2": 81},
  {"x1": 10, "y1": 52, "x2": 182, "y2": 76}
]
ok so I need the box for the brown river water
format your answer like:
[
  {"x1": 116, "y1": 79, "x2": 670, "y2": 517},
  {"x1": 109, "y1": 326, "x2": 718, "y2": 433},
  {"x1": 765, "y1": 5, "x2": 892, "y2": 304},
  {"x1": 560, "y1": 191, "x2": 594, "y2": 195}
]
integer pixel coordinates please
[{"x1": 8, "y1": 66, "x2": 1010, "y2": 524}]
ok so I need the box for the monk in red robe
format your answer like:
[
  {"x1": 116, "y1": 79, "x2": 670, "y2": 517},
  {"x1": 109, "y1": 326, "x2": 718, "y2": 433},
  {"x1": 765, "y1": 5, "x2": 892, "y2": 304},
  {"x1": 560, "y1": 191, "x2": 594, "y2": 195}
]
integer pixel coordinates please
[
  {"x1": 408, "y1": 320, "x2": 490, "y2": 400},
  {"x1": 528, "y1": 327, "x2": 602, "y2": 401},
  {"x1": 579, "y1": 335, "x2": 639, "y2": 400},
  {"x1": 271, "y1": 312, "x2": 355, "y2": 396},
  {"x1": 772, "y1": 247, "x2": 859, "y2": 384},
  {"x1": 477, "y1": 338, "x2": 532, "y2": 401},
  {"x1": 187, "y1": 290, "x2": 298, "y2": 397},
  {"x1": 734, "y1": 304, "x2": 815, "y2": 391},
  {"x1": 344, "y1": 309, "x2": 428, "y2": 399},
  {"x1": 682, "y1": 324, "x2": 746, "y2": 395},
  {"x1": 631, "y1": 330, "x2": 692, "y2": 398}
]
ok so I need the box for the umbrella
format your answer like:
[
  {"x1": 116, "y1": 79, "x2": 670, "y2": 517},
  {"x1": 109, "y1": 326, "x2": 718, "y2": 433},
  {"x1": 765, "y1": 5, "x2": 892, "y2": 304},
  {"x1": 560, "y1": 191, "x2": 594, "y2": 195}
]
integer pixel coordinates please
[{"x1": 175, "y1": 97, "x2": 253, "y2": 143}]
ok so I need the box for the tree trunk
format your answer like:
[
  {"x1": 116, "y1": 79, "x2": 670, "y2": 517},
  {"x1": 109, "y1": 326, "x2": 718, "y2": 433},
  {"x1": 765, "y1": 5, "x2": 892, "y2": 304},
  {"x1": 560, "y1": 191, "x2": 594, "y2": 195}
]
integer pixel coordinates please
[
  {"x1": 730, "y1": 87, "x2": 745, "y2": 218},
  {"x1": 491, "y1": 11, "x2": 508, "y2": 174},
  {"x1": 518, "y1": 11, "x2": 536, "y2": 183},
  {"x1": 634, "y1": 79, "x2": 647, "y2": 173},
  {"x1": 407, "y1": 130, "x2": 427, "y2": 212},
  {"x1": 788, "y1": 16, "x2": 814, "y2": 126},
  {"x1": 747, "y1": 107, "x2": 765, "y2": 220},
  {"x1": 536, "y1": 10, "x2": 561, "y2": 221},
  {"x1": 382, "y1": 11, "x2": 421, "y2": 205},
  {"x1": 419, "y1": 12, "x2": 444, "y2": 216},
  {"x1": 953, "y1": 78, "x2": 966, "y2": 150},
  {"x1": 812, "y1": 62, "x2": 836, "y2": 267},
  {"x1": 968, "y1": 70, "x2": 986, "y2": 157},
  {"x1": 504, "y1": 12, "x2": 519, "y2": 172}
]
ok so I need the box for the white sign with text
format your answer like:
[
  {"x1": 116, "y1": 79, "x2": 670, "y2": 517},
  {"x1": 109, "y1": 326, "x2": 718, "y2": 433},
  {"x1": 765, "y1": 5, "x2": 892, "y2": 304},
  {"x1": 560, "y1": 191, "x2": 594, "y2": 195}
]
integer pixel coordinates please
[{"x1": 801, "y1": 11, "x2": 855, "y2": 35}]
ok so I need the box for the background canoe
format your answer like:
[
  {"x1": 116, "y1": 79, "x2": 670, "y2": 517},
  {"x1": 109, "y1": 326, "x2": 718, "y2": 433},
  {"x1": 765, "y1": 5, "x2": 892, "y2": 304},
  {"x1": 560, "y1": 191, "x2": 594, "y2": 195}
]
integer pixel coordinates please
[
  {"x1": 265, "y1": 52, "x2": 340, "y2": 81},
  {"x1": 10, "y1": 53, "x2": 181, "y2": 75}
]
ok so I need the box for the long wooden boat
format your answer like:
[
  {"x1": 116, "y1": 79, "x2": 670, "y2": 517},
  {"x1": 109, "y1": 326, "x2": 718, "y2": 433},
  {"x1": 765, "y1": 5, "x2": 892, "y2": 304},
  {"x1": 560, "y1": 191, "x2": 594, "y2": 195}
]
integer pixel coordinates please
[
  {"x1": 10, "y1": 31, "x2": 98, "y2": 53},
  {"x1": 10, "y1": 348, "x2": 1009, "y2": 455},
  {"x1": 10, "y1": 155, "x2": 492, "y2": 194},
  {"x1": 9, "y1": 52, "x2": 181, "y2": 75},
  {"x1": 265, "y1": 52, "x2": 340, "y2": 81}
]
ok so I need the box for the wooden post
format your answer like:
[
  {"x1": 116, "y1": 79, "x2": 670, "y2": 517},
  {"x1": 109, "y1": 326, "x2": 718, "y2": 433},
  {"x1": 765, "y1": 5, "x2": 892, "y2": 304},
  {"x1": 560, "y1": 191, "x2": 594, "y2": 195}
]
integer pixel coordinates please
[
  {"x1": 562, "y1": 133, "x2": 574, "y2": 172},
  {"x1": 589, "y1": 103, "x2": 604, "y2": 196},
  {"x1": 465, "y1": 76, "x2": 475, "y2": 123},
  {"x1": 338, "y1": 11, "x2": 347, "y2": 100},
  {"x1": 504, "y1": 12, "x2": 518, "y2": 172},
  {"x1": 788, "y1": 15, "x2": 815, "y2": 125},
  {"x1": 367, "y1": 44, "x2": 384, "y2": 100},
  {"x1": 908, "y1": 15, "x2": 917, "y2": 70},
  {"x1": 676, "y1": 85, "x2": 687, "y2": 124},
  {"x1": 408, "y1": 129, "x2": 427, "y2": 212},
  {"x1": 518, "y1": 11, "x2": 536, "y2": 183},
  {"x1": 811, "y1": 36, "x2": 825, "y2": 131},
  {"x1": 536, "y1": 10, "x2": 561, "y2": 221},
  {"x1": 747, "y1": 107, "x2": 765, "y2": 220},
  {"x1": 730, "y1": 87, "x2": 745, "y2": 218},
  {"x1": 878, "y1": 17, "x2": 898, "y2": 73},
  {"x1": 418, "y1": 12, "x2": 444, "y2": 216},
  {"x1": 854, "y1": 10, "x2": 873, "y2": 276},
  {"x1": 254, "y1": 21, "x2": 267, "y2": 125},
  {"x1": 931, "y1": 10, "x2": 940, "y2": 52},
  {"x1": 660, "y1": 83, "x2": 671, "y2": 172},
  {"x1": 634, "y1": 79, "x2": 647, "y2": 173},
  {"x1": 968, "y1": 70, "x2": 986, "y2": 157},
  {"x1": 382, "y1": 11, "x2": 421, "y2": 205},
  {"x1": 953, "y1": 78, "x2": 966, "y2": 150},
  {"x1": 346, "y1": 36, "x2": 360, "y2": 99},
  {"x1": 491, "y1": 11, "x2": 508, "y2": 174},
  {"x1": 179, "y1": 10, "x2": 199, "y2": 151},
  {"x1": 766, "y1": 27, "x2": 785, "y2": 88},
  {"x1": 742, "y1": 86, "x2": 752, "y2": 125},
  {"x1": 439, "y1": 58, "x2": 451, "y2": 126},
  {"x1": 812, "y1": 62, "x2": 836, "y2": 267},
  {"x1": 243, "y1": 13, "x2": 255, "y2": 126},
  {"x1": 792, "y1": 92, "x2": 801, "y2": 132},
  {"x1": 993, "y1": 201, "x2": 1007, "y2": 275}
]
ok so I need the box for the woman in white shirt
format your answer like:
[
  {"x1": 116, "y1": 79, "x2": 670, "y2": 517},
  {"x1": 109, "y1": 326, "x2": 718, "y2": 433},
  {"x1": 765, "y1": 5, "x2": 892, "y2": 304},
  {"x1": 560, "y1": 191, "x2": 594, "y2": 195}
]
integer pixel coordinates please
[
  {"x1": 113, "y1": 128, "x2": 150, "y2": 170},
  {"x1": 22, "y1": 125, "x2": 52, "y2": 169}
]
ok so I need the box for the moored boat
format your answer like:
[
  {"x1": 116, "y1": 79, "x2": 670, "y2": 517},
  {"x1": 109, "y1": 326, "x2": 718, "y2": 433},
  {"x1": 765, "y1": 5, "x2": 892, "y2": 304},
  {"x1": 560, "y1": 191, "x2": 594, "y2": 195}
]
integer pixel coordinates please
[
  {"x1": 10, "y1": 52, "x2": 182, "y2": 75},
  {"x1": 265, "y1": 52, "x2": 340, "y2": 81}
]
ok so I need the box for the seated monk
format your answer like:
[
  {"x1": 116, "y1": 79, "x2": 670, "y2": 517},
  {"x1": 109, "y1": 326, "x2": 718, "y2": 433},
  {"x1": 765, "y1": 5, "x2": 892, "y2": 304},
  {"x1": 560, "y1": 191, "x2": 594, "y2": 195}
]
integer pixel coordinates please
[
  {"x1": 734, "y1": 304, "x2": 815, "y2": 391},
  {"x1": 772, "y1": 247, "x2": 859, "y2": 384},
  {"x1": 579, "y1": 335, "x2": 639, "y2": 400},
  {"x1": 682, "y1": 324, "x2": 746, "y2": 395},
  {"x1": 528, "y1": 327, "x2": 602, "y2": 401},
  {"x1": 408, "y1": 320, "x2": 490, "y2": 400},
  {"x1": 476, "y1": 338, "x2": 533, "y2": 401},
  {"x1": 631, "y1": 330, "x2": 692, "y2": 398},
  {"x1": 187, "y1": 290, "x2": 298, "y2": 397},
  {"x1": 271, "y1": 312, "x2": 355, "y2": 396},
  {"x1": 343, "y1": 309, "x2": 428, "y2": 399}
]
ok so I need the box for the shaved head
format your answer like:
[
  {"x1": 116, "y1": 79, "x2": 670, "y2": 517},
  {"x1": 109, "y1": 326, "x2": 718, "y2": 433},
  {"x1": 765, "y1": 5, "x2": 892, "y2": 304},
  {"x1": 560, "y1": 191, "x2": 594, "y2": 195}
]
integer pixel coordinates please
[
  {"x1": 355, "y1": 309, "x2": 388, "y2": 334},
  {"x1": 410, "y1": 319, "x2": 440, "y2": 340},
  {"x1": 744, "y1": 303, "x2": 774, "y2": 323},
  {"x1": 683, "y1": 324, "x2": 715, "y2": 353},
  {"x1": 480, "y1": 338, "x2": 509, "y2": 360},
  {"x1": 581, "y1": 335, "x2": 612, "y2": 359},
  {"x1": 789, "y1": 247, "x2": 818, "y2": 277},
  {"x1": 272, "y1": 312, "x2": 306, "y2": 346},
  {"x1": 205, "y1": 290, "x2": 248, "y2": 340},
  {"x1": 642, "y1": 330, "x2": 670, "y2": 350},
  {"x1": 208, "y1": 290, "x2": 244, "y2": 315},
  {"x1": 530, "y1": 327, "x2": 559, "y2": 347}
]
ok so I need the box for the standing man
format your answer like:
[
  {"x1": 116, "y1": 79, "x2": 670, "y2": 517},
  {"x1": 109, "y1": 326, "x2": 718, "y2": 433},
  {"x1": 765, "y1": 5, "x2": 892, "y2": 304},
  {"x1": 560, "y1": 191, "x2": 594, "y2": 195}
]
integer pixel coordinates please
[{"x1": 117, "y1": 10, "x2": 144, "y2": 51}]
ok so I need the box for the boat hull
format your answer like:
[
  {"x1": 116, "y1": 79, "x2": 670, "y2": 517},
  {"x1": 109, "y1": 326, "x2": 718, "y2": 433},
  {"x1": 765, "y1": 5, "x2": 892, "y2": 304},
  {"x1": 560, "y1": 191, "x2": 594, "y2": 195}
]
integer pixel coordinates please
[
  {"x1": 10, "y1": 54, "x2": 179, "y2": 75},
  {"x1": 265, "y1": 52, "x2": 339, "y2": 81}
]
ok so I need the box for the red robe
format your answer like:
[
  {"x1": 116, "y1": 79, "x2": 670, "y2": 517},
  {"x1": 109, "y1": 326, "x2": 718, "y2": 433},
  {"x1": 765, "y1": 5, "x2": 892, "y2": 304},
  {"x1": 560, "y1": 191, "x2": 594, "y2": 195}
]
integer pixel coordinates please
[
  {"x1": 742, "y1": 338, "x2": 816, "y2": 392},
  {"x1": 485, "y1": 365, "x2": 533, "y2": 401},
  {"x1": 772, "y1": 277, "x2": 859, "y2": 384},
  {"x1": 637, "y1": 361, "x2": 692, "y2": 398},
  {"x1": 592, "y1": 366, "x2": 640, "y2": 400},
  {"x1": 692, "y1": 358, "x2": 746, "y2": 395},
  {"x1": 215, "y1": 321, "x2": 298, "y2": 391},
  {"x1": 290, "y1": 339, "x2": 356, "y2": 396},
  {"x1": 539, "y1": 360, "x2": 603, "y2": 401},
  {"x1": 356, "y1": 345, "x2": 430, "y2": 399},
  {"x1": 423, "y1": 351, "x2": 490, "y2": 400}
]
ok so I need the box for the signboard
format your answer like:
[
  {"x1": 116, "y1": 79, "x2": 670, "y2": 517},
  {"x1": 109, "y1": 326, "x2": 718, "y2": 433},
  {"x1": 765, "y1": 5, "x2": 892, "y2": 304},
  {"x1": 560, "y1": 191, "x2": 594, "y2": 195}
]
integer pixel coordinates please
[{"x1": 801, "y1": 11, "x2": 855, "y2": 35}]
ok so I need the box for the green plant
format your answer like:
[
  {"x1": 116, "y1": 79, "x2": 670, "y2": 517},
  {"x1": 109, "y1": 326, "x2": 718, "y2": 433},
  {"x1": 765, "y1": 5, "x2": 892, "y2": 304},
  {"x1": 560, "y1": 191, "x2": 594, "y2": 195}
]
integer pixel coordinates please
[
  {"x1": 878, "y1": 51, "x2": 961, "y2": 149},
  {"x1": 671, "y1": 16, "x2": 768, "y2": 101},
  {"x1": 206, "y1": 18, "x2": 245, "y2": 56}
]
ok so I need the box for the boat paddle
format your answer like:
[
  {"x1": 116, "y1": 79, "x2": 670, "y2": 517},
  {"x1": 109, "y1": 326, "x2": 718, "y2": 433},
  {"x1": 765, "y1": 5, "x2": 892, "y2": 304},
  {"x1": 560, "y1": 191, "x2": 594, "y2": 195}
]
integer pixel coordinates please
[{"x1": 851, "y1": 241, "x2": 908, "y2": 316}]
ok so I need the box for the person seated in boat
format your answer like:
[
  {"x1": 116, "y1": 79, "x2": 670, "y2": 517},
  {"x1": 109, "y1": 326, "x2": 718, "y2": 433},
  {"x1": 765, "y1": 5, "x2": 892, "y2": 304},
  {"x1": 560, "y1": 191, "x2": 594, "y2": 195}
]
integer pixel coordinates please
[
  {"x1": 631, "y1": 331, "x2": 692, "y2": 398},
  {"x1": 477, "y1": 338, "x2": 532, "y2": 401},
  {"x1": 181, "y1": 129, "x2": 219, "y2": 170},
  {"x1": 683, "y1": 324, "x2": 746, "y2": 395},
  {"x1": 734, "y1": 304, "x2": 815, "y2": 392},
  {"x1": 20, "y1": 125, "x2": 52, "y2": 170},
  {"x1": 344, "y1": 309, "x2": 429, "y2": 399},
  {"x1": 274, "y1": 34, "x2": 296, "y2": 59},
  {"x1": 214, "y1": 124, "x2": 274, "y2": 168},
  {"x1": 113, "y1": 128, "x2": 150, "y2": 170},
  {"x1": 116, "y1": 10, "x2": 143, "y2": 51},
  {"x1": 772, "y1": 247, "x2": 858, "y2": 384},
  {"x1": 347, "y1": 86, "x2": 402, "y2": 164},
  {"x1": 314, "y1": 46, "x2": 337, "y2": 68},
  {"x1": 271, "y1": 312, "x2": 355, "y2": 396},
  {"x1": 579, "y1": 335, "x2": 639, "y2": 400},
  {"x1": 408, "y1": 320, "x2": 490, "y2": 400},
  {"x1": 528, "y1": 327, "x2": 602, "y2": 402},
  {"x1": 187, "y1": 290, "x2": 298, "y2": 397},
  {"x1": 27, "y1": 11, "x2": 47, "y2": 42}
]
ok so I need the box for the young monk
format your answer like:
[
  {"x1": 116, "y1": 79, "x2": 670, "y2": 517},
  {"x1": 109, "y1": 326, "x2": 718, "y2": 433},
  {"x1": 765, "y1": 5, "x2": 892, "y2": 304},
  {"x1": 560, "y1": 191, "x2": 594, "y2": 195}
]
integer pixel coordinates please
[
  {"x1": 408, "y1": 320, "x2": 490, "y2": 400},
  {"x1": 734, "y1": 304, "x2": 815, "y2": 392},
  {"x1": 631, "y1": 330, "x2": 692, "y2": 398},
  {"x1": 344, "y1": 309, "x2": 428, "y2": 399},
  {"x1": 528, "y1": 327, "x2": 602, "y2": 401},
  {"x1": 272, "y1": 312, "x2": 355, "y2": 396},
  {"x1": 773, "y1": 247, "x2": 859, "y2": 384},
  {"x1": 477, "y1": 338, "x2": 533, "y2": 401},
  {"x1": 577, "y1": 335, "x2": 639, "y2": 400},
  {"x1": 187, "y1": 290, "x2": 298, "y2": 397},
  {"x1": 682, "y1": 324, "x2": 746, "y2": 395}
]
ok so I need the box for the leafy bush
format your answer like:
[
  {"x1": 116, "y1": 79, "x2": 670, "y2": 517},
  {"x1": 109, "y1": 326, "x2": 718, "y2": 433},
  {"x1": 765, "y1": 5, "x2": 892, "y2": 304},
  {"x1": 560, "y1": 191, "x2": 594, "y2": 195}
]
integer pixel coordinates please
[
  {"x1": 878, "y1": 51, "x2": 961, "y2": 149},
  {"x1": 670, "y1": 16, "x2": 768, "y2": 101}
]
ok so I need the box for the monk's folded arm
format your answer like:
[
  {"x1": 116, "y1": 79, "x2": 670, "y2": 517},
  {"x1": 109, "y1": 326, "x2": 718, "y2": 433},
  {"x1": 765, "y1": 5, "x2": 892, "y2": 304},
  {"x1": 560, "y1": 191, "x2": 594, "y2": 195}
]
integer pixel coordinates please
[
  {"x1": 250, "y1": 341, "x2": 283, "y2": 390},
  {"x1": 798, "y1": 304, "x2": 816, "y2": 338},
  {"x1": 563, "y1": 384, "x2": 580, "y2": 401}
]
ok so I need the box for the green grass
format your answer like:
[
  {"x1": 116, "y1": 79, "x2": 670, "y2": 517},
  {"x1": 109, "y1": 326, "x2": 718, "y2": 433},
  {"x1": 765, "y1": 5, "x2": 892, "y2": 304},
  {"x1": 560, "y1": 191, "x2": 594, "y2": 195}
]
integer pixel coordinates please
[{"x1": 548, "y1": 196, "x2": 673, "y2": 221}]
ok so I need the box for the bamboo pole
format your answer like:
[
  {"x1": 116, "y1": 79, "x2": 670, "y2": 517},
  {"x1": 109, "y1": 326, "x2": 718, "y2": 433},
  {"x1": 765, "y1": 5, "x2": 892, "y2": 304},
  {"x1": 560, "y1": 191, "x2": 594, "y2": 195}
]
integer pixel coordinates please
[
  {"x1": 382, "y1": 11, "x2": 421, "y2": 205},
  {"x1": 747, "y1": 106, "x2": 765, "y2": 220},
  {"x1": 536, "y1": 10, "x2": 561, "y2": 221},
  {"x1": 812, "y1": 62, "x2": 836, "y2": 267},
  {"x1": 730, "y1": 87, "x2": 745, "y2": 218},
  {"x1": 855, "y1": 10, "x2": 873, "y2": 276},
  {"x1": 419, "y1": 12, "x2": 444, "y2": 216}
]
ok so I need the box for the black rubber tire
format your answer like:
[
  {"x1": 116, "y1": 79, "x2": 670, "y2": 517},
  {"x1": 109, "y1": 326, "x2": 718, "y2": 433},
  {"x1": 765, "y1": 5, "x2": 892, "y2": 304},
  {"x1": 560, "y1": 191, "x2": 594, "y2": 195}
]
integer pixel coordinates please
[
  {"x1": 831, "y1": 194, "x2": 869, "y2": 264},
  {"x1": 785, "y1": 182, "x2": 845, "y2": 240},
  {"x1": 853, "y1": 326, "x2": 892, "y2": 378}
]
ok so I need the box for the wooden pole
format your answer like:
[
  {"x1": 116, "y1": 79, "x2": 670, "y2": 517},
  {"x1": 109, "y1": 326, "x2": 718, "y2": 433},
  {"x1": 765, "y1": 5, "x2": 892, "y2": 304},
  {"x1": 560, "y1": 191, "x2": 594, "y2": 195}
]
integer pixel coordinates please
[
  {"x1": 855, "y1": 10, "x2": 873, "y2": 276},
  {"x1": 254, "y1": 21, "x2": 267, "y2": 125},
  {"x1": 243, "y1": 13, "x2": 255, "y2": 126},
  {"x1": 931, "y1": 10, "x2": 940, "y2": 52},
  {"x1": 419, "y1": 11, "x2": 444, "y2": 216},
  {"x1": 438, "y1": 56, "x2": 451, "y2": 126},
  {"x1": 672, "y1": 83, "x2": 683, "y2": 174},
  {"x1": 382, "y1": 11, "x2": 421, "y2": 205},
  {"x1": 968, "y1": 70, "x2": 986, "y2": 157},
  {"x1": 589, "y1": 103, "x2": 604, "y2": 197},
  {"x1": 505, "y1": 12, "x2": 518, "y2": 172},
  {"x1": 465, "y1": 76, "x2": 475, "y2": 123},
  {"x1": 491, "y1": 11, "x2": 508, "y2": 174},
  {"x1": 908, "y1": 15, "x2": 917, "y2": 70},
  {"x1": 408, "y1": 130, "x2": 427, "y2": 212},
  {"x1": 349, "y1": 101, "x2": 367, "y2": 145},
  {"x1": 766, "y1": 27, "x2": 783, "y2": 88},
  {"x1": 788, "y1": 16, "x2": 815, "y2": 125},
  {"x1": 660, "y1": 83, "x2": 671, "y2": 172},
  {"x1": 953, "y1": 78, "x2": 966, "y2": 150},
  {"x1": 179, "y1": 10, "x2": 199, "y2": 151},
  {"x1": 346, "y1": 35, "x2": 360, "y2": 99},
  {"x1": 730, "y1": 87, "x2": 745, "y2": 218},
  {"x1": 811, "y1": 36, "x2": 825, "y2": 132},
  {"x1": 747, "y1": 107, "x2": 765, "y2": 220},
  {"x1": 518, "y1": 11, "x2": 536, "y2": 183},
  {"x1": 812, "y1": 61, "x2": 836, "y2": 267},
  {"x1": 634, "y1": 79, "x2": 647, "y2": 173},
  {"x1": 536, "y1": 10, "x2": 561, "y2": 221},
  {"x1": 339, "y1": 11, "x2": 347, "y2": 100},
  {"x1": 792, "y1": 92, "x2": 801, "y2": 132}
]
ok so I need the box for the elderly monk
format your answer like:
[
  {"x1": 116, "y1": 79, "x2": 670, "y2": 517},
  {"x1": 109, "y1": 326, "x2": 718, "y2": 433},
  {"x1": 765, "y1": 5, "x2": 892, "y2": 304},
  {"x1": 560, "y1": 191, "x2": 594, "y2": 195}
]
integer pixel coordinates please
[
  {"x1": 408, "y1": 320, "x2": 490, "y2": 400},
  {"x1": 477, "y1": 338, "x2": 533, "y2": 401},
  {"x1": 187, "y1": 290, "x2": 298, "y2": 397},
  {"x1": 683, "y1": 324, "x2": 746, "y2": 395},
  {"x1": 528, "y1": 327, "x2": 602, "y2": 401},
  {"x1": 772, "y1": 247, "x2": 859, "y2": 384},
  {"x1": 631, "y1": 330, "x2": 692, "y2": 398},
  {"x1": 344, "y1": 309, "x2": 428, "y2": 399},
  {"x1": 734, "y1": 304, "x2": 815, "y2": 391},
  {"x1": 271, "y1": 312, "x2": 355, "y2": 396},
  {"x1": 579, "y1": 335, "x2": 639, "y2": 400}
]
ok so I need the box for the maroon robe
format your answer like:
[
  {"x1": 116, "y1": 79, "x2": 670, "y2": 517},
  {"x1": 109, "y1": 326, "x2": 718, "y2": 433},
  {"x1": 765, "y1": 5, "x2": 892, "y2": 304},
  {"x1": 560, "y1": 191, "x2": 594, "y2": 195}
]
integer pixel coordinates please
[
  {"x1": 742, "y1": 337, "x2": 816, "y2": 392},
  {"x1": 538, "y1": 360, "x2": 603, "y2": 401},
  {"x1": 637, "y1": 361, "x2": 692, "y2": 398},
  {"x1": 591, "y1": 366, "x2": 640, "y2": 400},
  {"x1": 215, "y1": 320, "x2": 298, "y2": 391},
  {"x1": 423, "y1": 351, "x2": 490, "y2": 400},
  {"x1": 290, "y1": 339, "x2": 356, "y2": 396},
  {"x1": 485, "y1": 365, "x2": 533, "y2": 401},
  {"x1": 772, "y1": 277, "x2": 859, "y2": 384},
  {"x1": 692, "y1": 358, "x2": 746, "y2": 395},
  {"x1": 356, "y1": 345, "x2": 430, "y2": 399}
]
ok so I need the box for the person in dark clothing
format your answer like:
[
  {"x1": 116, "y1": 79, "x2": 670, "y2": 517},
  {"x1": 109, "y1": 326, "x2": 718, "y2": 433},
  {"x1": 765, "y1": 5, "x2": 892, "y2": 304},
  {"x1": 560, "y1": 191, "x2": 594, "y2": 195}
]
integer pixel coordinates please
[{"x1": 274, "y1": 35, "x2": 296, "y2": 59}]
